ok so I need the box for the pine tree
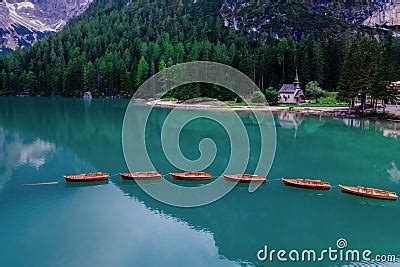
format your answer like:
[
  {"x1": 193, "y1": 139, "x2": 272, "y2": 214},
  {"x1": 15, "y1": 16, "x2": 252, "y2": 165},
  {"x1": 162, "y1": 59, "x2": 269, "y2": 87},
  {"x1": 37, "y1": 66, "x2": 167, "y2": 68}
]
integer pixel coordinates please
[
  {"x1": 136, "y1": 56, "x2": 149, "y2": 89},
  {"x1": 24, "y1": 71, "x2": 37, "y2": 94},
  {"x1": 2, "y1": 70, "x2": 9, "y2": 95},
  {"x1": 312, "y1": 42, "x2": 324, "y2": 84},
  {"x1": 83, "y1": 62, "x2": 95, "y2": 92},
  {"x1": 370, "y1": 44, "x2": 398, "y2": 112},
  {"x1": 337, "y1": 41, "x2": 359, "y2": 105},
  {"x1": 120, "y1": 70, "x2": 133, "y2": 96}
]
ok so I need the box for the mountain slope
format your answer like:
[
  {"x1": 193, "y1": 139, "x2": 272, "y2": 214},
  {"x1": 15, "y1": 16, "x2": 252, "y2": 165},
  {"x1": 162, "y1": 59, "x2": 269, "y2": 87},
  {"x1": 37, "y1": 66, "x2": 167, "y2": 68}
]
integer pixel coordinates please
[
  {"x1": 2, "y1": 0, "x2": 399, "y2": 55},
  {"x1": 0, "y1": 0, "x2": 93, "y2": 54},
  {"x1": 220, "y1": 0, "x2": 400, "y2": 40},
  {"x1": 364, "y1": 2, "x2": 400, "y2": 30}
]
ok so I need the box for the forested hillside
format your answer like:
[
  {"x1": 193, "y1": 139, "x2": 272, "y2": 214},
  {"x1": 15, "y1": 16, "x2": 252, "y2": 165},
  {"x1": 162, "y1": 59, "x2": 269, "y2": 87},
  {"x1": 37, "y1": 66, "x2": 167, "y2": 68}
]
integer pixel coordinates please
[{"x1": 0, "y1": 0, "x2": 399, "y2": 103}]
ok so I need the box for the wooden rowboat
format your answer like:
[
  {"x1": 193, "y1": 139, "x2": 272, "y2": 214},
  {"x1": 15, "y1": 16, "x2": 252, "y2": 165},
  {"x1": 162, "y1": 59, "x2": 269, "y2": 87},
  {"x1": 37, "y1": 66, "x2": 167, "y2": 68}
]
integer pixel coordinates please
[
  {"x1": 120, "y1": 172, "x2": 162, "y2": 180},
  {"x1": 171, "y1": 172, "x2": 212, "y2": 181},
  {"x1": 282, "y1": 178, "x2": 331, "y2": 190},
  {"x1": 224, "y1": 174, "x2": 266, "y2": 183},
  {"x1": 64, "y1": 172, "x2": 109, "y2": 182},
  {"x1": 339, "y1": 185, "x2": 398, "y2": 201}
]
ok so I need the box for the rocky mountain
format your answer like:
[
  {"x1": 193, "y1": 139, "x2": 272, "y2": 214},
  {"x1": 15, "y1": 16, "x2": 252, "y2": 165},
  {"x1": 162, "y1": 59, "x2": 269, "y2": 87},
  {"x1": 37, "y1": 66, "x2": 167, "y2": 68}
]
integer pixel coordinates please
[
  {"x1": 0, "y1": 0, "x2": 93, "y2": 54},
  {"x1": 364, "y1": 1, "x2": 400, "y2": 31},
  {"x1": 220, "y1": 0, "x2": 400, "y2": 39}
]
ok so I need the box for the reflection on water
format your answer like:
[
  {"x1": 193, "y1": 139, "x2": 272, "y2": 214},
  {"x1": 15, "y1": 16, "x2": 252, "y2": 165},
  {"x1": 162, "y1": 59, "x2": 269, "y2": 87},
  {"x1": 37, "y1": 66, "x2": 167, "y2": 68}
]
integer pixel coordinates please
[
  {"x1": 277, "y1": 111, "x2": 305, "y2": 140},
  {"x1": 377, "y1": 121, "x2": 400, "y2": 139},
  {"x1": 277, "y1": 110, "x2": 304, "y2": 129},
  {"x1": 17, "y1": 139, "x2": 55, "y2": 169},
  {"x1": 0, "y1": 127, "x2": 57, "y2": 193},
  {"x1": 387, "y1": 161, "x2": 400, "y2": 184},
  {"x1": 0, "y1": 97, "x2": 399, "y2": 266},
  {"x1": 343, "y1": 117, "x2": 400, "y2": 140}
]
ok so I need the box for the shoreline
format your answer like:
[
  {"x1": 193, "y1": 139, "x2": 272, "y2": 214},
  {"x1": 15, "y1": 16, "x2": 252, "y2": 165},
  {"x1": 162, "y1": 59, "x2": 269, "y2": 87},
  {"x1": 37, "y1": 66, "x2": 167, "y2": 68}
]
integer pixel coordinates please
[
  {"x1": 147, "y1": 100, "x2": 400, "y2": 121},
  {"x1": 4, "y1": 96, "x2": 400, "y2": 121}
]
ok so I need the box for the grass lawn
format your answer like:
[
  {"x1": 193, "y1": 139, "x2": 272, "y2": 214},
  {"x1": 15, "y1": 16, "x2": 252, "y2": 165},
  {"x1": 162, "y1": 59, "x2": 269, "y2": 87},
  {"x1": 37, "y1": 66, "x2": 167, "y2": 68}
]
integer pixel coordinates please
[
  {"x1": 278, "y1": 102, "x2": 348, "y2": 107},
  {"x1": 160, "y1": 97, "x2": 177, "y2": 101},
  {"x1": 291, "y1": 92, "x2": 348, "y2": 107},
  {"x1": 300, "y1": 103, "x2": 348, "y2": 107},
  {"x1": 226, "y1": 101, "x2": 249, "y2": 107},
  {"x1": 160, "y1": 92, "x2": 349, "y2": 108}
]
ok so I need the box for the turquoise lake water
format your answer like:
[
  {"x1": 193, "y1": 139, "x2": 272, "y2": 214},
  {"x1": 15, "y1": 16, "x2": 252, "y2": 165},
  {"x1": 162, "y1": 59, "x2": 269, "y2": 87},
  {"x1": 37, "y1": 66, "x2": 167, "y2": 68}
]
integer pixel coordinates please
[{"x1": 0, "y1": 97, "x2": 399, "y2": 266}]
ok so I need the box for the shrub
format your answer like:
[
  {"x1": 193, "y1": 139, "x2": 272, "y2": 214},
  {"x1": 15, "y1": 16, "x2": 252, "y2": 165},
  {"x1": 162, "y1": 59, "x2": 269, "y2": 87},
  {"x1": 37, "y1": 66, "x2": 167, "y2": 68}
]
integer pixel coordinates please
[
  {"x1": 250, "y1": 91, "x2": 266, "y2": 104},
  {"x1": 323, "y1": 91, "x2": 338, "y2": 98},
  {"x1": 235, "y1": 96, "x2": 245, "y2": 103},
  {"x1": 305, "y1": 81, "x2": 325, "y2": 102},
  {"x1": 264, "y1": 87, "x2": 279, "y2": 104}
]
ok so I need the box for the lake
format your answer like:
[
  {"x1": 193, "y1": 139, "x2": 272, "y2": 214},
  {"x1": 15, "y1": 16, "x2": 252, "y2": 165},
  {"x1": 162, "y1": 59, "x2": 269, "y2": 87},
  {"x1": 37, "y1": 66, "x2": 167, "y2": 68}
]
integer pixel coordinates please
[{"x1": 0, "y1": 97, "x2": 399, "y2": 266}]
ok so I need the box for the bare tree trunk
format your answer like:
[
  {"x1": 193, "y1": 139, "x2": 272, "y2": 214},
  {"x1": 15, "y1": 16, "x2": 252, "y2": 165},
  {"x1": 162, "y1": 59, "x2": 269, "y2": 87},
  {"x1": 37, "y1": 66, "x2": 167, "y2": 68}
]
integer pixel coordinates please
[
  {"x1": 261, "y1": 72, "x2": 264, "y2": 91},
  {"x1": 360, "y1": 91, "x2": 366, "y2": 114},
  {"x1": 348, "y1": 99, "x2": 352, "y2": 115},
  {"x1": 371, "y1": 99, "x2": 374, "y2": 112},
  {"x1": 253, "y1": 60, "x2": 256, "y2": 82}
]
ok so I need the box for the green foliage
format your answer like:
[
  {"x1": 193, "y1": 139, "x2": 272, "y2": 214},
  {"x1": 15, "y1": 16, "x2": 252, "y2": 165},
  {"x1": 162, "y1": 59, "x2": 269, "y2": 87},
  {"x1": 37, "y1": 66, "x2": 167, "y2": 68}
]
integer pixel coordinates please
[
  {"x1": 250, "y1": 91, "x2": 266, "y2": 104},
  {"x1": 321, "y1": 97, "x2": 338, "y2": 104},
  {"x1": 323, "y1": 91, "x2": 337, "y2": 98},
  {"x1": 83, "y1": 62, "x2": 95, "y2": 92},
  {"x1": 235, "y1": 97, "x2": 244, "y2": 103},
  {"x1": 370, "y1": 41, "x2": 399, "y2": 107},
  {"x1": 136, "y1": 56, "x2": 149, "y2": 89},
  {"x1": 337, "y1": 37, "x2": 379, "y2": 101},
  {"x1": 264, "y1": 87, "x2": 279, "y2": 104},
  {"x1": 305, "y1": 81, "x2": 325, "y2": 101},
  {"x1": 0, "y1": 0, "x2": 398, "y2": 102},
  {"x1": 160, "y1": 97, "x2": 177, "y2": 102},
  {"x1": 337, "y1": 37, "x2": 400, "y2": 110},
  {"x1": 23, "y1": 71, "x2": 37, "y2": 94},
  {"x1": 227, "y1": 101, "x2": 248, "y2": 107}
]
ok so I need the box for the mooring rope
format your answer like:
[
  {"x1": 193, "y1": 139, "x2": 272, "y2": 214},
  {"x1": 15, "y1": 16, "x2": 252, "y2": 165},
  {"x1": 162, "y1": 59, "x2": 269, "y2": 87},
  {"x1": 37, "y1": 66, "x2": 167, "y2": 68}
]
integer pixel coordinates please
[
  {"x1": 22, "y1": 182, "x2": 60, "y2": 186},
  {"x1": 162, "y1": 173, "x2": 172, "y2": 178},
  {"x1": 267, "y1": 178, "x2": 282, "y2": 182}
]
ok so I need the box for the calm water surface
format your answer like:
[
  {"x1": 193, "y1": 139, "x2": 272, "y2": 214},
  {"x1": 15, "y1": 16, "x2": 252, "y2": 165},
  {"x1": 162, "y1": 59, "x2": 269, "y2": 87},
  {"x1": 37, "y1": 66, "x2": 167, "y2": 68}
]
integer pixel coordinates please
[{"x1": 0, "y1": 97, "x2": 400, "y2": 266}]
